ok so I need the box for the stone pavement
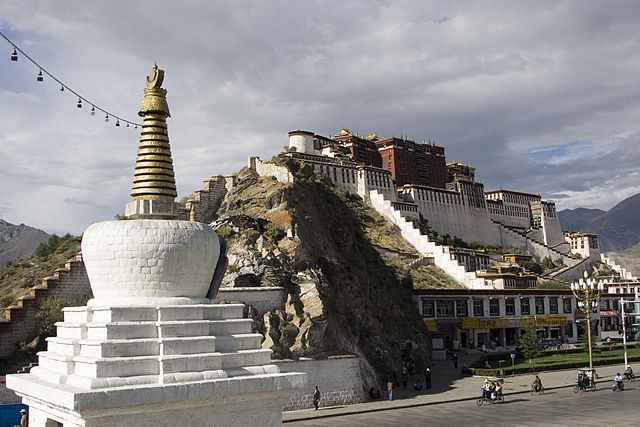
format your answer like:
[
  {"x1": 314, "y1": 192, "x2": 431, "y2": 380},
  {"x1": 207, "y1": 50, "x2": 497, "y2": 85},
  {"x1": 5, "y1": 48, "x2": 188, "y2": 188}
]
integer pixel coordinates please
[
  {"x1": 0, "y1": 377, "x2": 20, "y2": 405},
  {"x1": 283, "y1": 351, "x2": 633, "y2": 423}
]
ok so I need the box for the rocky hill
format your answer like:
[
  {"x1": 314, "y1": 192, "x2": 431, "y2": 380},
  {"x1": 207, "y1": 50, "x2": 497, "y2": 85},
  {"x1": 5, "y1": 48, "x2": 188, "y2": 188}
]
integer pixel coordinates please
[
  {"x1": 0, "y1": 219, "x2": 49, "y2": 269},
  {"x1": 212, "y1": 160, "x2": 432, "y2": 389},
  {"x1": 558, "y1": 193, "x2": 640, "y2": 252}
]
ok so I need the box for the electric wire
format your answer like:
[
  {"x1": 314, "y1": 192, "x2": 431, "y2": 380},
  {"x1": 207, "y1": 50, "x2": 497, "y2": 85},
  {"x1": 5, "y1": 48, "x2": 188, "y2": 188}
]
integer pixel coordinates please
[{"x1": 0, "y1": 31, "x2": 141, "y2": 128}]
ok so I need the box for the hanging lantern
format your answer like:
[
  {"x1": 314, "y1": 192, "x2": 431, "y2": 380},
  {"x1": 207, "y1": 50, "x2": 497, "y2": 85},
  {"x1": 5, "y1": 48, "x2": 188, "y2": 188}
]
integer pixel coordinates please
[
  {"x1": 10, "y1": 48, "x2": 17, "y2": 61},
  {"x1": 36, "y1": 70, "x2": 43, "y2": 82},
  {"x1": 126, "y1": 123, "x2": 130, "y2": 127},
  {"x1": 60, "y1": 85, "x2": 64, "y2": 92},
  {"x1": 77, "y1": 98, "x2": 82, "y2": 108},
  {"x1": 91, "y1": 106, "x2": 95, "y2": 116},
  {"x1": 105, "y1": 114, "x2": 109, "y2": 122},
  {"x1": 115, "y1": 119, "x2": 120, "y2": 127}
]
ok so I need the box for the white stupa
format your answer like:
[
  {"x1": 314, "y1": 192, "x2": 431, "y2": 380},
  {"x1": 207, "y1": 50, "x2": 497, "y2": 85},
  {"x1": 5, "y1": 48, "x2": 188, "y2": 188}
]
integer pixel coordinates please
[{"x1": 7, "y1": 65, "x2": 305, "y2": 426}]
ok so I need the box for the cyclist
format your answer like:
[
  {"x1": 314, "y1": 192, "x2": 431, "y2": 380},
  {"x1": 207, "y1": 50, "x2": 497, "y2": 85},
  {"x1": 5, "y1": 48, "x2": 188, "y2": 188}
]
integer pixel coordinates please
[{"x1": 532, "y1": 375, "x2": 543, "y2": 393}]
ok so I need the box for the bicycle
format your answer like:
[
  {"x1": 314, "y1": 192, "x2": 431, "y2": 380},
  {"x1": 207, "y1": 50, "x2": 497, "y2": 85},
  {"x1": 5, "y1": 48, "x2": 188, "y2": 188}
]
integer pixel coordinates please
[{"x1": 530, "y1": 385, "x2": 545, "y2": 395}]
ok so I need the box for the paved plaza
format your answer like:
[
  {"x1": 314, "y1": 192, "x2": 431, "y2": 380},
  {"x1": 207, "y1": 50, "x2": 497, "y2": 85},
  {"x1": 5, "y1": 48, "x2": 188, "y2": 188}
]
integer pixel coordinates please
[
  {"x1": 286, "y1": 383, "x2": 640, "y2": 426},
  {"x1": 284, "y1": 351, "x2": 636, "y2": 425}
]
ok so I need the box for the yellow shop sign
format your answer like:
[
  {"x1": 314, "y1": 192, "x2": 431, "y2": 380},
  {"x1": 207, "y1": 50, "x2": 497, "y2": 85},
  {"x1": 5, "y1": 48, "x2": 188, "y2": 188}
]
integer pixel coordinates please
[
  {"x1": 535, "y1": 315, "x2": 567, "y2": 327},
  {"x1": 424, "y1": 320, "x2": 437, "y2": 331}
]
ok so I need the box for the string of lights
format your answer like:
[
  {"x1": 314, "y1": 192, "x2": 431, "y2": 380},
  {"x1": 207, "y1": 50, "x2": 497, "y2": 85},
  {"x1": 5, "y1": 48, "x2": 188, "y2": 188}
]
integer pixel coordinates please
[{"x1": 1, "y1": 31, "x2": 141, "y2": 128}]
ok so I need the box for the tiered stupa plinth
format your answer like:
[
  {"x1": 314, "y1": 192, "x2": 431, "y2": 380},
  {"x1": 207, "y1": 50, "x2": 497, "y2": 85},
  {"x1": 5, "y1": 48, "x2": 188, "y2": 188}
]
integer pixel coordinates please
[{"x1": 7, "y1": 65, "x2": 305, "y2": 427}]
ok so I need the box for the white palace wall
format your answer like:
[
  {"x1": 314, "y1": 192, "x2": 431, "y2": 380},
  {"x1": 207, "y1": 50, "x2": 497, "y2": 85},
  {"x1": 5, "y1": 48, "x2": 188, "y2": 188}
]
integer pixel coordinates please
[{"x1": 402, "y1": 186, "x2": 502, "y2": 246}]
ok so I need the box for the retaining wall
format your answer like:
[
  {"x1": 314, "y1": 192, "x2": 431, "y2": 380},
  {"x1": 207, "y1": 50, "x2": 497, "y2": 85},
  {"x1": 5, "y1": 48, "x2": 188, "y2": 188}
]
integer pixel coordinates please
[
  {"x1": 213, "y1": 286, "x2": 285, "y2": 313},
  {"x1": 275, "y1": 355, "x2": 364, "y2": 410}
]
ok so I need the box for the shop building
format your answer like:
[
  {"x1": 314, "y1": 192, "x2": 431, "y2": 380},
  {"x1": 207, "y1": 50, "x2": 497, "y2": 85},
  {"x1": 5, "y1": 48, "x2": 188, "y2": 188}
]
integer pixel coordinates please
[{"x1": 413, "y1": 289, "x2": 585, "y2": 359}]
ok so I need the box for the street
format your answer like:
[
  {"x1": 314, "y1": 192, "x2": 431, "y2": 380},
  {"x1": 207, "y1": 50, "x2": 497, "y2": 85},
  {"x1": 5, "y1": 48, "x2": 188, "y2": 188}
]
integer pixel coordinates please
[{"x1": 287, "y1": 383, "x2": 640, "y2": 426}]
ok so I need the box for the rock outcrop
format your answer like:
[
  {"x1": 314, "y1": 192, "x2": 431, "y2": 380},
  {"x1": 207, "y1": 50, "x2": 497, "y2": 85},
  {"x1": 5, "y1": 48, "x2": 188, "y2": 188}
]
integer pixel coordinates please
[{"x1": 213, "y1": 161, "x2": 430, "y2": 389}]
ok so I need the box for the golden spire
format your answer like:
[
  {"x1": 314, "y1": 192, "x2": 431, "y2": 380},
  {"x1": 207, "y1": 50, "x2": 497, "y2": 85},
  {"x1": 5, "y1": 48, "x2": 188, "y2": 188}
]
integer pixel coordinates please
[
  {"x1": 189, "y1": 203, "x2": 196, "y2": 222},
  {"x1": 130, "y1": 64, "x2": 177, "y2": 201}
]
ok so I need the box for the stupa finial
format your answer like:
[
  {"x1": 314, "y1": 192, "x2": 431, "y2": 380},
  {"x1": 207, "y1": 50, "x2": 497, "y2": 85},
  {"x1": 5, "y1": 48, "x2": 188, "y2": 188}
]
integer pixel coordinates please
[{"x1": 125, "y1": 64, "x2": 180, "y2": 219}]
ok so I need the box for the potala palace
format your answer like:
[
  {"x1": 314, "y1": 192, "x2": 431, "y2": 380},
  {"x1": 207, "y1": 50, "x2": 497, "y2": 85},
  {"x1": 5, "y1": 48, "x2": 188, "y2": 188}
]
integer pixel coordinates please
[{"x1": 239, "y1": 129, "x2": 604, "y2": 288}]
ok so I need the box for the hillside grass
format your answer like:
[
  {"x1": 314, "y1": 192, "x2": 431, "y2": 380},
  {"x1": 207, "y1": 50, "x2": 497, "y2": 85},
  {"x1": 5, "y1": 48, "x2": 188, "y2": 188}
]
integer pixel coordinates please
[
  {"x1": 0, "y1": 235, "x2": 81, "y2": 314},
  {"x1": 382, "y1": 255, "x2": 465, "y2": 289},
  {"x1": 333, "y1": 188, "x2": 418, "y2": 254}
]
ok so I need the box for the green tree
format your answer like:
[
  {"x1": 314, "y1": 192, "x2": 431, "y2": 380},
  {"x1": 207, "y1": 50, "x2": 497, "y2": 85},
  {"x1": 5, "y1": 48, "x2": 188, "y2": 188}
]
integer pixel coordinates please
[
  {"x1": 578, "y1": 321, "x2": 600, "y2": 354},
  {"x1": 520, "y1": 327, "x2": 539, "y2": 361},
  {"x1": 541, "y1": 256, "x2": 555, "y2": 270},
  {"x1": 34, "y1": 234, "x2": 73, "y2": 258},
  {"x1": 518, "y1": 257, "x2": 543, "y2": 275}
]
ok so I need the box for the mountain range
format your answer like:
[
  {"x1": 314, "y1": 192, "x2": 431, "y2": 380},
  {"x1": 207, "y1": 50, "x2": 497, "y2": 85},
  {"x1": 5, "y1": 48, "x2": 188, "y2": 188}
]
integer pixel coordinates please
[
  {"x1": 0, "y1": 219, "x2": 49, "y2": 269},
  {"x1": 558, "y1": 193, "x2": 640, "y2": 253}
]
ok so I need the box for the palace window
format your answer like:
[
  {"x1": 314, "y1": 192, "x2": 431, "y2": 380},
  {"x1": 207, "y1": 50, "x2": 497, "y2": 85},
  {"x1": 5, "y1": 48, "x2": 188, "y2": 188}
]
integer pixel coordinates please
[
  {"x1": 422, "y1": 299, "x2": 435, "y2": 317},
  {"x1": 456, "y1": 300, "x2": 468, "y2": 317},
  {"x1": 437, "y1": 300, "x2": 455, "y2": 317},
  {"x1": 612, "y1": 299, "x2": 619, "y2": 311},
  {"x1": 520, "y1": 298, "x2": 530, "y2": 315},
  {"x1": 489, "y1": 298, "x2": 500, "y2": 316},
  {"x1": 535, "y1": 297, "x2": 545, "y2": 314},
  {"x1": 505, "y1": 298, "x2": 516, "y2": 315},
  {"x1": 563, "y1": 298, "x2": 572, "y2": 314},
  {"x1": 549, "y1": 297, "x2": 559, "y2": 314},
  {"x1": 473, "y1": 299, "x2": 484, "y2": 317}
]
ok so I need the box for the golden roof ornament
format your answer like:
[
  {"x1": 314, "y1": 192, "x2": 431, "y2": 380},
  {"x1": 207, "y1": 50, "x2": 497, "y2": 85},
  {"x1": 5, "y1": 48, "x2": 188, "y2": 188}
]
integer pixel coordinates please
[
  {"x1": 130, "y1": 63, "x2": 177, "y2": 202},
  {"x1": 124, "y1": 64, "x2": 181, "y2": 219}
]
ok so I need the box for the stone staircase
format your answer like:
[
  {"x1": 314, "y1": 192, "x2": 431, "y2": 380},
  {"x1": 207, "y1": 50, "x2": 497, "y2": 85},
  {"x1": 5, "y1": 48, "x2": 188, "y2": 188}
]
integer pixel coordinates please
[
  {"x1": 497, "y1": 222, "x2": 570, "y2": 262},
  {"x1": 601, "y1": 254, "x2": 636, "y2": 280},
  {"x1": 0, "y1": 253, "x2": 91, "y2": 359},
  {"x1": 30, "y1": 304, "x2": 277, "y2": 389},
  {"x1": 368, "y1": 190, "x2": 486, "y2": 288}
]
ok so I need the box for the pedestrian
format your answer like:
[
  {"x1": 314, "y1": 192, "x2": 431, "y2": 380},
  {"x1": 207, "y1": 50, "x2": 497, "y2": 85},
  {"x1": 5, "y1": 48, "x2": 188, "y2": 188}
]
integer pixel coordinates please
[
  {"x1": 312, "y1": 385, "x2": 321, "y2": 410},
  {"x1": 453, "y1": 353, "x2": 458, "y2": 369},
  {"x1": 401, "y1": 364, "x2": 408, "y2": 389},
  {"x1": 20, "y1": 408, "x2": 27, "y2": 427},
  {"x1": 425, "y1": 367, "x2": 432, "y2": 389},
  {"x1": 392, "y1": 369, "x2": 399, "y2": 386},
  {"x1": 387, "y1": 378, "x2": 394, "y2": 400}
]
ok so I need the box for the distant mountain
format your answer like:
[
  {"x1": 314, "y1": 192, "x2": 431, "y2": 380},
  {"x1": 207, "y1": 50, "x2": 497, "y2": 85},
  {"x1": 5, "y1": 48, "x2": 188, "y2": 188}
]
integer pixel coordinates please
[
  {"x1": 0, "y1": 219, "x2": 49, "y2": 269},
  {"x1": 558, "y1": 207, "x2": 606, "y2": 232},
  {"x1": 558, "y1": 193, "x2": 640, "y2": 252}
]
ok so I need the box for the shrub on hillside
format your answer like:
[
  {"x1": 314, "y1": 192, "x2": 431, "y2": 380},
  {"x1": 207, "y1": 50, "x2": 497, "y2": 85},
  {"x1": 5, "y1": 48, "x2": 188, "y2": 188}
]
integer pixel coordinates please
[
  {"x1": 263, "y1": 222, "x2": 285, "y2": 243},
  {"x1": 34, "y1": 234, "x2": 74, "y2": 258}
]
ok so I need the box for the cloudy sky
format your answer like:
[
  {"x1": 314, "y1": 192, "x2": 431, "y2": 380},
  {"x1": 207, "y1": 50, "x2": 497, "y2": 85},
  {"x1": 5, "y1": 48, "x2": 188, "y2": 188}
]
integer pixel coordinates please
[{"x1": 1, "y1": 1, "x2": 639, "y2": 235}]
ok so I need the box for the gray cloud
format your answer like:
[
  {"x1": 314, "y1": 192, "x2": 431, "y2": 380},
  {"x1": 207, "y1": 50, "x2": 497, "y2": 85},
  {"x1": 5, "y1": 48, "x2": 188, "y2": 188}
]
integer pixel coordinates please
[{"x1": 1, "y1": 0, "x2": 640, "y2": 234}]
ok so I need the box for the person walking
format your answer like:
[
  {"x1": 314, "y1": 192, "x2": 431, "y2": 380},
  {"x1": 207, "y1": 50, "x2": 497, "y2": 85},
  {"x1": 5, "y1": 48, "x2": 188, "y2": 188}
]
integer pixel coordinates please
[
  {"x1": 312, "y1": 386, "x2": 321, "y2": 410},
  {"x1": 401, "y1": 364, "x2": 408, "y2": 389},
  {"x1": 387, "y1": 378, "x2": 394, "y2": 400},
  {"x1": 425, "y1": 367, "x2": 432, "y2": 389},
  {"x1": 20, "y1": 408, "x2": 27, "y2": 427},
  {"x1": 453, "y1": 353, "x2": 458, "y2": 369}
]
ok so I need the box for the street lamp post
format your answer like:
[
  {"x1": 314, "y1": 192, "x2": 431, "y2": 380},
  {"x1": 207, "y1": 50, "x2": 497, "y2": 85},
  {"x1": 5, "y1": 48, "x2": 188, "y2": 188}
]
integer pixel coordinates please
[{"x1": 570, "y1": 273, "x2": 604, "y2": 369}]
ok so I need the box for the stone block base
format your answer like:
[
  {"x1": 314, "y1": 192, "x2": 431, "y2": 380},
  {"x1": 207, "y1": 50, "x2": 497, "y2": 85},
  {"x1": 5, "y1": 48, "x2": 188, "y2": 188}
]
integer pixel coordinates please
[{"x1": 15, "y1": 374, "x2": 301, "y2": 426}]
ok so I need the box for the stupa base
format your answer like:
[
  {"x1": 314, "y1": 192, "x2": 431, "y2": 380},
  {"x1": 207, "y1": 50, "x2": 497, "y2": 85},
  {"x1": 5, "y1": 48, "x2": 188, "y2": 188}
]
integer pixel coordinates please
[
  {"x1": 9, "y1": 371, "x2": 302, "y2": 427},
  {"x1": 6, "y1": 303, "x2": 306, "y2": 426}
]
